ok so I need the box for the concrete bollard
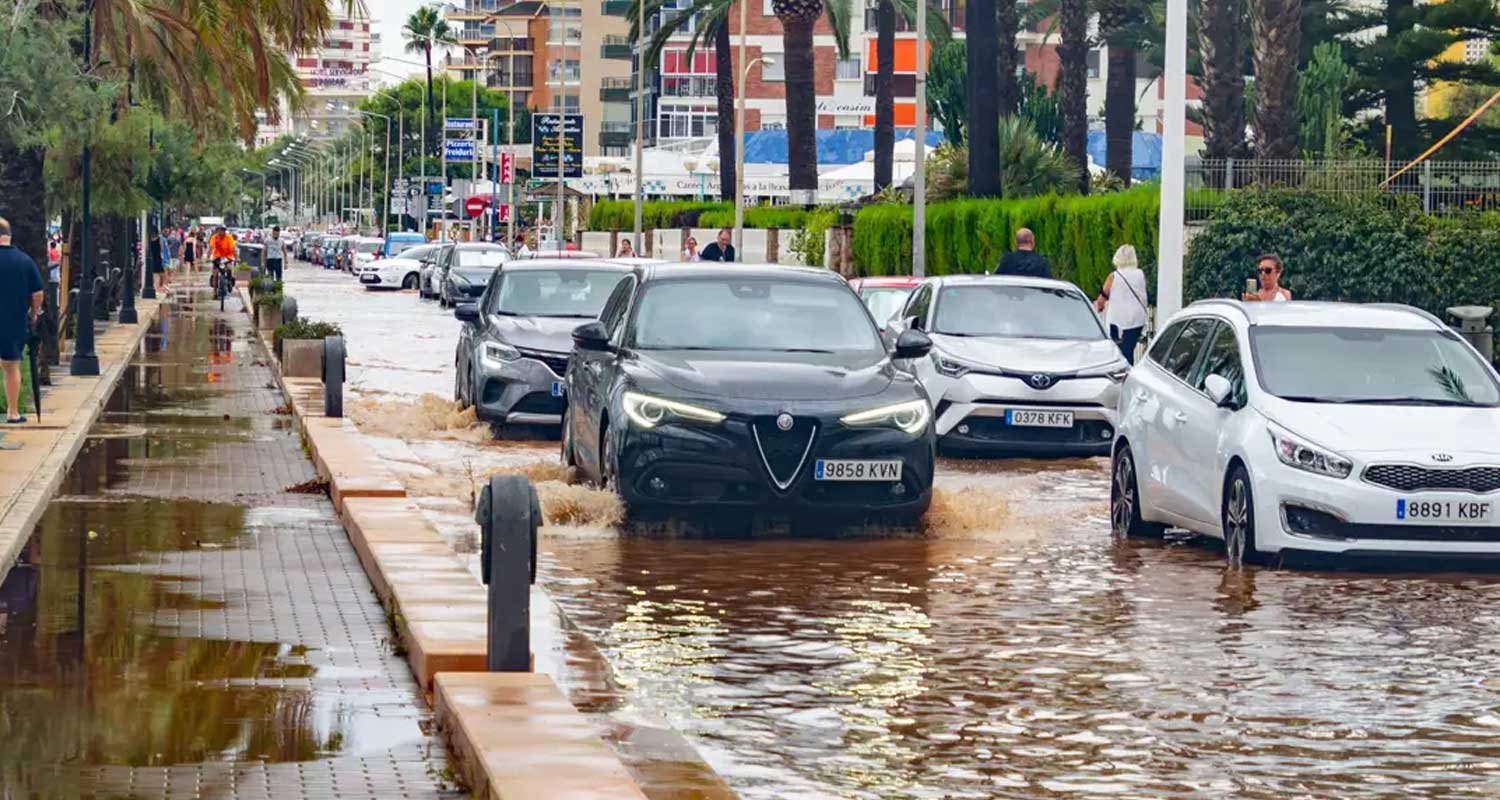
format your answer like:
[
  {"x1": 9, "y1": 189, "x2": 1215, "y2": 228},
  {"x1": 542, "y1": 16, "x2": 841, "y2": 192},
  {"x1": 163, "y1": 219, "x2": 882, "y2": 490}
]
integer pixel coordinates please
[
  {"x1": 322, "y1": 335, "x2": 345, "y2": 418},
  {"x1": 1449, "y1": 306, "x2": 1495, "y2": 361},
  {"x1": 476, "y1": 474, "x2": 538, "y2": 672}
]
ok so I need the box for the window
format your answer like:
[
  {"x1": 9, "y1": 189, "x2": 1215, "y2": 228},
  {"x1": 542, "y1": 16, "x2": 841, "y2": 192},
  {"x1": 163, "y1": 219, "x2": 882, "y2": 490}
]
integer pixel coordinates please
[
  {"x1": 1159, "y1": 318, "x2": 1216, "y2": 382},
  {"x1": 933, "y1": 285, "x2": 1105, "y2": 340},
  {"x1": 1250, "y1": 326, "x2": 1500, "y2": 406},
  {"x1": 600, "y1": 276, "x2": 638, "y2": 341},
  {"x1": 902, "y1": 285, "x2": 932, "y2": 329},
  {"x1": 1148, "y1": 320, "x2": 1186, "y2": 365},
  {"x1": 1194, "y1": 323, "x2": 1246, "y2": 403},
  {"x1": 761, "y1": 55, "x2": 784, "y2": 81},
  {"x1": 490, "y1": 270, "x2": 630, "y2": 318},
  {"x1": 631, "y1": 279, "x2": 884, "y2": 353},
  {"x1": 836, "y1": 56, "x2": 862, "y2": 81},
  {"x1": 657, "y1": 105, "x2": 717, "y2": 140}
]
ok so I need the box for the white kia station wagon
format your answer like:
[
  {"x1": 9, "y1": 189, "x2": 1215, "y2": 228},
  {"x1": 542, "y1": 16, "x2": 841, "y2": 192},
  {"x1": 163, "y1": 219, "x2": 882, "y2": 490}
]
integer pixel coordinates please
[{"x1": 1111, "y1": 300, "x2": 1500, "y2": 563}]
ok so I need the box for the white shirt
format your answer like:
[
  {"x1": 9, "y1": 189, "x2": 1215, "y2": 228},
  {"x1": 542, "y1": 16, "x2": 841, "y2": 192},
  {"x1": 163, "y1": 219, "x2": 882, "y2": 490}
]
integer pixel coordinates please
[
  {"x1": 266, "y1": 236, "x2": 285, "y2": 261},
  {"x1": 1105, "y1": 268, "x2": 1149, "y2": 331}
]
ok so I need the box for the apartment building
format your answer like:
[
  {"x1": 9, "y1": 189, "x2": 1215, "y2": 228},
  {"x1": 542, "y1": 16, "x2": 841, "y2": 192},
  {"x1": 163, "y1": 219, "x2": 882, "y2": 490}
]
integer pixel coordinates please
[
  {"x1": 255, "y1": 0, "x2": 379, "y2": 146},
  {"x1": 443, "y1": 0, "x2": 632, "y2": 156}
]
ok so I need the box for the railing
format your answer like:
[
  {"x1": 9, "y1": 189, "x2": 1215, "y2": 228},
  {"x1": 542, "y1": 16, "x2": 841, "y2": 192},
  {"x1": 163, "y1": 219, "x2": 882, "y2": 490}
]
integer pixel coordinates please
[{"x1": 1184, "y1": 158, "x2": 1500, "y2": 221}]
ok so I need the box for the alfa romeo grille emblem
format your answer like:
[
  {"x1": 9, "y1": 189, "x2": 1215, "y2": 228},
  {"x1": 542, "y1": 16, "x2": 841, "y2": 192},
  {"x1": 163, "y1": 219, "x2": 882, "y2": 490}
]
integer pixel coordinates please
[
  {"x1": 1432, "y1": 452, "x2": 1454, "y2": 463},
  {"x1": 776, "y1": 413, "x2": 795, "y2": 432},
  {"x1": 1029, "y1": 373, "x2": 1055, "y2": 390}
]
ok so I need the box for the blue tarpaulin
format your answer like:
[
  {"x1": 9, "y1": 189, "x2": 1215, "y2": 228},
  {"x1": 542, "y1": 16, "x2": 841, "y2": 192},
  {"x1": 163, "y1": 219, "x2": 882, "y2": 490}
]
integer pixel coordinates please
[
  {"x1": 1087, "y1": 131, "x2": 1163, "y2": 180},
  {"x1": 742, "y1": 130, "x2": 947, "y2": 165}
]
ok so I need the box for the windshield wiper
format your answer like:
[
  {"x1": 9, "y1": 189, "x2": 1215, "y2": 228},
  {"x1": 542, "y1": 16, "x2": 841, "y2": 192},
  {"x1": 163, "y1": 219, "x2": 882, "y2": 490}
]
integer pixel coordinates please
[
  {"x1": 1347, "y1": 397, "x2": 1487, "y2": 407},
  {"x1": 778, "y1": 348, "x2": 835, "y2": 354}
]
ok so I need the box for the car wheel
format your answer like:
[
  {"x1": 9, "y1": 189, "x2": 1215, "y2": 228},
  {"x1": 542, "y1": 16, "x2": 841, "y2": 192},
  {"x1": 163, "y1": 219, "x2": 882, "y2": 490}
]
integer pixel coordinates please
[
  {"x1": 1222, "y1": 464, "x2": 1262, "y2": 566},
  {"x1": 560, "y1": 406, "x2": 577, "y2": 469},
  {"x1": 402, "y1": 273, "x2": 419, "y2": 290},
  {"x1": 454, "y1": 358, "x2": 470, "y2": 409},
  {"x1": 600, "y1": 425, "x2": 619, "y2": 494},
  {"x1": 1111, "y1": 445, "x2": 1166, "y2": 538}
]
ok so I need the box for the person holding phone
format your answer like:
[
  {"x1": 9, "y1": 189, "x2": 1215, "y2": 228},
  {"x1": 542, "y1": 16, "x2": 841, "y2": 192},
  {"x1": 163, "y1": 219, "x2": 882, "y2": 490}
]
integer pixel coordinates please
[{"x1": 1243, "y1": 253, "x2": 1292, "y2": 302}]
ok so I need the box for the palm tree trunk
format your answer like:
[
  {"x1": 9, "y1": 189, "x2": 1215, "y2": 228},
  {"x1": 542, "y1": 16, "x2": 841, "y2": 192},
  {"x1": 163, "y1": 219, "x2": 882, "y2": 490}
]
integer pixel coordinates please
[
  {"x1": 1197, "y1": 0, "x2": 1247, "y2": 172},
  {"x1": 1381, "y1": 0, "x2": 1415, "y2": 158},
  {"x1": 0, "y1": 146, "x2": 48, "y2": 266},
  {"x1": 1250, "y1": 0, "x2": 1301, "y2": 159},
  {"x1": 966, "y1": 0, "x2": 1001, "y2": 197},
  {"x1": 1104, "y1": 43, "x2": 1136, "y2": 185},
  {"x1": 995, "y1": 0, "x2": 1019, "y2": 117},
  {"x1": 874, "y1": 0, "x2": 895, "y2": 192},
  {"x1": 714, "y1": 24, "x2": 737, "y2": 201},
  {"x1": 782, "y1": 14, "x2": 820, "y2": 195},
  {"x1": 1057, "y1": 0, "x2": 1089, "y2": 194}
]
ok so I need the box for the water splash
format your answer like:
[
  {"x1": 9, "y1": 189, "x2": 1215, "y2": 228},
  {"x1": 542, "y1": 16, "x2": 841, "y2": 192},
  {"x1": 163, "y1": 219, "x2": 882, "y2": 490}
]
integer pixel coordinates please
[{"x1": 348, "y1": 393, "x2": 490, "y2": 443}]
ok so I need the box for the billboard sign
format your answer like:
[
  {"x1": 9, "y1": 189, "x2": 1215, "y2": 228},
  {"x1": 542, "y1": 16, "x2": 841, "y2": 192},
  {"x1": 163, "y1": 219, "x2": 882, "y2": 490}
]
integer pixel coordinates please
[{"x1": 532, "y1": 114, "x2": 584, "y2": 179}]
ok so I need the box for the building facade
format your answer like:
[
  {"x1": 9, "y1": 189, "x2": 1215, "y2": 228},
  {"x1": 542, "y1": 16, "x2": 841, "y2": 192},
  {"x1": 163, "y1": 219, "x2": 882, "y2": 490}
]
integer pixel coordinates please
[{"x1": 255, "y1": 0, "x2": 380, "y2": 146}]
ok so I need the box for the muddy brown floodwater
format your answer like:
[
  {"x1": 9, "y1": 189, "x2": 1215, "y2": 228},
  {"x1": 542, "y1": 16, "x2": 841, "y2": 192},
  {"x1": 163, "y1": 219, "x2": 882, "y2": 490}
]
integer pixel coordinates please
[{"x1": 289, "y1": 261, "x2": 1500, "y2": 799}]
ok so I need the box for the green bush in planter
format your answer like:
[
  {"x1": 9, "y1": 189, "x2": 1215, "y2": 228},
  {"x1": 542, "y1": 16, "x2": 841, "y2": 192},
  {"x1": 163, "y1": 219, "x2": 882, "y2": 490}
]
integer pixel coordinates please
[{"x1": 272, "y1": 318, "x2": 343, "y2": 358}]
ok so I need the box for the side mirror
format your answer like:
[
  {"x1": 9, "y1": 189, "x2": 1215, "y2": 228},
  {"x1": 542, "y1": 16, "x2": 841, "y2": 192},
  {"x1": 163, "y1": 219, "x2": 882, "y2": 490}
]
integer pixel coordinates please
[
  {"x1": 893, "y1": 329, "x2": 933, "y2": 361},
  {"x1": 1204, "y1": 374, "x2": 1236, "y2": 408},
  {"x1": 572, "y1": 321, "x2": 612, "y2": 352},
  {"x1": 453, "y1": 303, "x2": 480, "y2": 323}
]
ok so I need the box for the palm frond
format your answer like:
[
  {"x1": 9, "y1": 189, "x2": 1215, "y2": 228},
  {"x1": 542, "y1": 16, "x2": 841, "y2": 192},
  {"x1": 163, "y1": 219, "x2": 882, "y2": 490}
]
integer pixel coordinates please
[
  {"x1": 1429, "y1": 366, "x2": 1474, "y2": 403},
  {"x1": 823, "y1": 0, "x2": 855, "y2": 59}
]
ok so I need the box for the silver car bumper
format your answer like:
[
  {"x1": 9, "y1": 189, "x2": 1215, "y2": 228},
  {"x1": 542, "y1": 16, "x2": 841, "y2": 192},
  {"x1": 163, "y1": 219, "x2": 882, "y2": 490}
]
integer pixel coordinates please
[
  {"x1": 934, "y1": 373, "x2": 1121, "y2": 455},
  {"x1": 474, "y1": 354, "x2": 567, "y2": 424}
]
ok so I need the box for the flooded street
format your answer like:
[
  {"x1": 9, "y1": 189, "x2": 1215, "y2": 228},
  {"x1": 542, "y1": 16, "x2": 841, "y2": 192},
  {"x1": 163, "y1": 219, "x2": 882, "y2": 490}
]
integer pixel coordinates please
[{"x1": 287, "y1": 261, "x2": 1500, "y2": 798}]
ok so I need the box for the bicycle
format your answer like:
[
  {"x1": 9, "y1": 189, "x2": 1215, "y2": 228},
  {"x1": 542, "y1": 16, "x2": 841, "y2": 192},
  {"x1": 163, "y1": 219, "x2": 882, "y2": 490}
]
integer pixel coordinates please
[{"x1": 211, "y1": 257, "x2": 234, "y2": 311}]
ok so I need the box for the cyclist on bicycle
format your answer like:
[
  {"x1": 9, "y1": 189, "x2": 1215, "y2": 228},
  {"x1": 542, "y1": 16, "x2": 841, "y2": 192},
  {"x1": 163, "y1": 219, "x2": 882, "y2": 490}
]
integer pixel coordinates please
[{"x1": 208, "y1": 226, "x2": 237, "y2": 292}]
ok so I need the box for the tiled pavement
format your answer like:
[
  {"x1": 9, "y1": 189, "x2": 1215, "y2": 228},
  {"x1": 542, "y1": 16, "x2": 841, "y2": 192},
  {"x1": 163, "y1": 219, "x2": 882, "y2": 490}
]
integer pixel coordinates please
[{"x1": 1, "y1": 288, "x2": 466, "y2": 799}]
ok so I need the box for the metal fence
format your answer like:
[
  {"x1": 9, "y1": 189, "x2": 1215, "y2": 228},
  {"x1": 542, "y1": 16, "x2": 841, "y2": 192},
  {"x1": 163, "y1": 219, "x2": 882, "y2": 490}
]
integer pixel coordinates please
[{"x1": 1184, "y1": 158, "x2": 1500, "y2": 222}]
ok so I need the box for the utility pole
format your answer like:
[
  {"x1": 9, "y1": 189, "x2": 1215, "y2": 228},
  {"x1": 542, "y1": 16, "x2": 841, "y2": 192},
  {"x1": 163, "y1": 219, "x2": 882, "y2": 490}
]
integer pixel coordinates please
[
  {"x1": 912, "y1": 0, "x2": 927, "y2": 277},
  {"x1": 71, "y1": 7, "x2": 99, "y2": 376},
  {"x1": 1156, "y1": 0, "x2": 1187, "y2": 320},
  {"x1": 633, "y1": 0, "x2": 645, "y2": 255}
]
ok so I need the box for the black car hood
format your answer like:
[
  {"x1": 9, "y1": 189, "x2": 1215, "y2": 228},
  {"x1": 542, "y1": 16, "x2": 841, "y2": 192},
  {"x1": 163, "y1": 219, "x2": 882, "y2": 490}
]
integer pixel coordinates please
[
  {"x1": 633, "y1": 350, "x2": 895, "y2": 402},
  {"x1": 488, "y1": 315, "x2": 585, "y2": 353}
]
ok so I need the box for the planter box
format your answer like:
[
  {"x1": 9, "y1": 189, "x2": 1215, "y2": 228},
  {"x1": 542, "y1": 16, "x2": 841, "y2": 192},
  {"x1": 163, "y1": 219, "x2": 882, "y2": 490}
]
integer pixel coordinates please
[
  {"x1": 257, "y1": 307, "x2": 283, "y2": 330},
  {"x1": 282, "y1": 338, "x2": 324, "y2": 378}
]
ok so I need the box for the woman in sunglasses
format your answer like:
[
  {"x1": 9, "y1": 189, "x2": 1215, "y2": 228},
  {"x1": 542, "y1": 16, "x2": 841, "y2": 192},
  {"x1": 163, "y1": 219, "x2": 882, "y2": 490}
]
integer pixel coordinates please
[{"x1": 1243, "y1": 253, "x2": 1293, "y2": 302}]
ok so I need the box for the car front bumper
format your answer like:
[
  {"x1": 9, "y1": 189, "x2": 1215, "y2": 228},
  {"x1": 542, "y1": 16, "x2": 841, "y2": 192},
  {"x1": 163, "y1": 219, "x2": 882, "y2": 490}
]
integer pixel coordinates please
[
  {"x1": 614, "y1": 414, "x2": 935, "y2": 518},
  {"x1": 474, "y1": 354, "x2": 568, "y2": 425},
  {"x1": 1251, "y1": 450, "x2": 1500, "y2": 557},
  {"x1": 933, "y1": 373, "x2": 1120, "y2": 456}
]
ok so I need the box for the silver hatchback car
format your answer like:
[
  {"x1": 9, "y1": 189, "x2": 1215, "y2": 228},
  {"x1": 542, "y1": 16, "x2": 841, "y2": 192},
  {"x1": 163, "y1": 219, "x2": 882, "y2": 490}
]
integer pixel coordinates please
[{"x1": 453, "y1": 259, "x2": 641, "y2": 425}]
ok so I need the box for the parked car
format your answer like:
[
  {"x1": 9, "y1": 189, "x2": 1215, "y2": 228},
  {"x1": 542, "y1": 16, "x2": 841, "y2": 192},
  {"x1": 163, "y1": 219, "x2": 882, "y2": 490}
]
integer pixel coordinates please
[
  {"x1": 453, "y1": 259, "x2": 637, "y2": 424},
  {"x1": 382, "y1": 232, "x2": 428, "y2": 258},
  {"x1": 438, "y1": 243, "x2": 509, "y2": 307},
  {"x1": 848, "y1": 276, "x2": 922, "y2": 332},
  {"x1": 563, "y1": 263, "x2": 937, "y2": 524},
  {"x1": 419, "y1": 247, "x2": 445, "y2": 299},
  {"x1": 299, "y1": 233, "x2": 322, "y2": 261},
  {"x1": 1111, "y1": 300, "x2": 1500, "y2": 564},
  {"x1": 360, "y1": 243, "x2": 441, "y2": 290},
  {"x1": 350, "y1": 236, "x2": 386, "y2": 274}
]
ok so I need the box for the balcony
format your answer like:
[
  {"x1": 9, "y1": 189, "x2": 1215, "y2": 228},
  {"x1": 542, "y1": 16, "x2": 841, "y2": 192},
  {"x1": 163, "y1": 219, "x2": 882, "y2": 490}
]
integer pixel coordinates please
[
  {"x1": 601, "y1": 35, "x2": 632, "y2": 60},
  {"x1": 600, "y1": 78, "x2": 632, "y2": 102},
  {"x1": 600, "y1": 130, "x2": 631, "y2": 148},
  {"x1": 602, "y1": 0, "x2": 630, "y2": 14}
]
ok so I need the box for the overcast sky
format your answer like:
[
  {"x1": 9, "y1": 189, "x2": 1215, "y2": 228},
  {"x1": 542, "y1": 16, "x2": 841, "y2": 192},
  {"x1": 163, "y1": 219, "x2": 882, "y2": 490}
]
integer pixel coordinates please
[{"x1": 375, "y1": 0, "x2": 442, "y2": 81}]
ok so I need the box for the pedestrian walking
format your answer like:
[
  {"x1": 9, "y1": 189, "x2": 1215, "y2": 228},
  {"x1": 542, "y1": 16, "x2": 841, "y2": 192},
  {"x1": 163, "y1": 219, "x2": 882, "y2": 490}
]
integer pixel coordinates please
[
  {"x1": 1095, "y1": 244, "x2": 1150, "y2": 365},
  {"x1": 265, "y1": 226, "x2": 286, "y2": 282},
  {"x1": 0, "y1": 217, "x2": 44, "y2": 425},
  {"x1": 46, "y1": 237, "x2": 61, "y2": 284},
  {"x1": 993, "y1": 228, "x2": 1053, "y2": 278},
  {"x1": 181, "y1": 228, "x2": 198, "y2": 274},
  {"x1": 700, "y1": 228, "x2": 736, "y2": 263},
  {"x1": 1243, "y1": 254, "x2": 1293, "y2": 302},
  {"x1": 616, "y1": 238, "x2": 636, "y2": 258},
  {"x1": 681, "y1": 236, "x2": 700, "y2": 262}
]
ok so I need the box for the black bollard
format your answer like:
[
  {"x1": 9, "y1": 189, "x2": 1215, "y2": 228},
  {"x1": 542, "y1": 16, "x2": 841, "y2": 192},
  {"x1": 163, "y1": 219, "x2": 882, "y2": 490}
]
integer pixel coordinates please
[
  {"x1": 280, "y1": 296, "x2": 298, "y2": 325},
  {"x1": 119, "y1": 250, "x2": 138, "y2": 325},
  {"x1": 322, "y1": 335, "x2": 345, "y2": 418},
  {"x1": 476, "y1": 474, "x2": 538, "y2": 672}
]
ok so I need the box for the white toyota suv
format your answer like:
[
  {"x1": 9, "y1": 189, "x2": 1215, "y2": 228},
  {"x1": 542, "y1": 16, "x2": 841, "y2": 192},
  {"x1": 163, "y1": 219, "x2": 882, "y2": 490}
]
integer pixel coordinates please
[{"x1": 1111, "y1": 300, "x2": 1500, "y2": 564}]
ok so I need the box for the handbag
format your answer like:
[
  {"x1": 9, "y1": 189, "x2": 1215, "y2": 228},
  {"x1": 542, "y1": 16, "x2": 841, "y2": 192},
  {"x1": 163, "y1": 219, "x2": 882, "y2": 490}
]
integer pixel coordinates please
[{"x1": 1110, "y1": 270, "x2": 1153, "y2": 343}]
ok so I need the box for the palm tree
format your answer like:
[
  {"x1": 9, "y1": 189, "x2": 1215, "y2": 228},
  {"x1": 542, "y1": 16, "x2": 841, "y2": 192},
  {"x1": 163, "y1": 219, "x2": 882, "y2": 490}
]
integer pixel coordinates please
[
  {"x1": 629, "y1": 0, "x2": 738, "y2": 201},
  {"x1": 1197, "y1": 0, "x2": 1248, "y2": 169},
  {"x1": 873, "y1": 0, "x2": 949, "y2": 191},
  {"x1": 1056, "y1": 0, "x2": 1089, "y2": 194},
  {"x1": 771, "y1": 0, "x2": 854, "y2": 198},
  {"x1": 965, "y1": 0, "x2": 1000, "y2": 196},
  {"x1": 995, "y1": 0, "x2": 1020, "y2": 117},
  {"x1": 1097, "y1": 0, "x2": 1145, "y2": 185},
  {"x1": 1251, "y1": 0, "x2": 1301, "y2": 158},
  {"x1": 404, "y1": 7, "x2": 455, "y2": 163}
]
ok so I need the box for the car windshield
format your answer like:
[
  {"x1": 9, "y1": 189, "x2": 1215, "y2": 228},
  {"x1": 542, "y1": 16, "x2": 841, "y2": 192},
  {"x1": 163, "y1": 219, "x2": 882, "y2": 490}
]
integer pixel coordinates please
[
  {"x1": 388, "y1": 240, "x2": 424, "y2": 256},
  {"x1": 357, "y1": 241, "x2": 382, "y2": 254},
  {"x1": 493, "y1": 270, "x2": 628, "y2": 318},
  {"x1": 860, "y1": 287, "x2": 914, "y2": 326},
  {"x1": 934, "y1": 284, "x2": 1105, "y2": 339},
  {"x1": 633, "y1": 278, "x2": 883, "y2": 353},
  {"x1": 457, "y1": 249, "x2": 506, "y2": 269},
  {"x1": 1251, "y1": 326, "x2": 1500, "y2": 406}
]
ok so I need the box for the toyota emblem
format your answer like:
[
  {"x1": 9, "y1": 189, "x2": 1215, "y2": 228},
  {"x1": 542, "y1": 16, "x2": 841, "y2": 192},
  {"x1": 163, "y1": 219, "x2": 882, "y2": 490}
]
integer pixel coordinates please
[
  {"x1": 1432, "y1": 452, "x2": 1455, "y2": 463},
  {"x1": 776, "y1": 413, "x2": 795, "y2": 432},
  {"x1": 1028, "y1": 373, "x2": 1055, "y2": 390}
]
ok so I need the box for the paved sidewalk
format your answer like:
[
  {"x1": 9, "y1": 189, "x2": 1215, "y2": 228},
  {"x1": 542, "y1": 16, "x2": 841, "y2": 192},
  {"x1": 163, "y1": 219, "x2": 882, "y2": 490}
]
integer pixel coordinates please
[{"x1": 0, "y1": 286, "x2": 466, "y2": 798}]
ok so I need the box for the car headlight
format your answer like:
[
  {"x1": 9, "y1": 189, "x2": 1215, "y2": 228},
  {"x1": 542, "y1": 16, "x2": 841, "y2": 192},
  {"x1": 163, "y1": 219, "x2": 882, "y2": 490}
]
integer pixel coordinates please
[
  {"x1": 1268, "y1": 422, "x2": 1352, "y2": 479},
  {"x1": 622, "y1": 391, "x2": 725, "y2": 429},
  {"x1": 840, "y1": 399, "x2": 931, "y2": 435},
  {"x1": 934, "y1": 353, "x2": 972, "y2": 379},
  {"x1": 482, "y1": 341, "x2": 520, "y2": 365}
]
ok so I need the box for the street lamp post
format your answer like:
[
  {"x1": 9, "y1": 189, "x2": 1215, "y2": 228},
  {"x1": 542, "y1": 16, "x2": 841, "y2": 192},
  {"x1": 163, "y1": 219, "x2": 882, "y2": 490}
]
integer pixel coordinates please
[
  {"x1": 481, "y1": 14, "x2": 522, "y2": 247},
  {"x1": 633, "y1": 0, "x2": 645, "y2": 255},
  {"x1": 1156, "y1": 0, "x2": 1188, "y2": 320},
  {"x1": 359, "y1": 111, "x2": 393, "y2": 233},
  {"x1": 735, "y1": 55, "x2": 774, "y2": 260},
  {"x1": 912, "y1": 0, "x2": 927, "y2": 277},
  {"x1": 70, "y1": 9, "x2": 99, "y2": 376}
]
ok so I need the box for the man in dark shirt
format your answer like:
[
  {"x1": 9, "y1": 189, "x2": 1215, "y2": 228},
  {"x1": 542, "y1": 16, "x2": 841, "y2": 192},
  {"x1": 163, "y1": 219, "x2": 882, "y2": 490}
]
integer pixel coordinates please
[
  {"x1": 0, "y1": 217, "x2": 44, "y2": 424},
  {"x1": 993, "y1": 228, "x2": 1053, "y2": 278},
  {"x1": 699, "y1": 227, "x2": 736, "y2": 263}
]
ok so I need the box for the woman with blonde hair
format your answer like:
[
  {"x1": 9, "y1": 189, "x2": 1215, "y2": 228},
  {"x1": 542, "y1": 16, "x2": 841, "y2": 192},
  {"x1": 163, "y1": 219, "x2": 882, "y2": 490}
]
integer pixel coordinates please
[{"x1": 1095, "y1": 244, "x2": 1150, "y2": 364}]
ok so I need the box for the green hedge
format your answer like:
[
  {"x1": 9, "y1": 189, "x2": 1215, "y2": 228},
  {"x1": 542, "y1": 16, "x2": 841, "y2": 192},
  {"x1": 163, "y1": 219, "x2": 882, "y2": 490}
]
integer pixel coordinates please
[
  {"x1": 851, "y1": 187, "x2": 1163, "y2": 297},
  {"x1": 1184, "y1": 191, "x2": 1500, "y2": 318},
  {"x1": 587, "y1": 200, "x2": 730, "y2": 231}
]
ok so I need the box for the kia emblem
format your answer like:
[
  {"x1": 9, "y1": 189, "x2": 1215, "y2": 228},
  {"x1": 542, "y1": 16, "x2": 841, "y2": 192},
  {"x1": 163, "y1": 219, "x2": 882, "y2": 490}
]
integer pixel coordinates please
[
  {"x1": 1028, "y1": 373, "x2": 1055, "y2": 390},
  {"x1": 776, "y1": 413, "x2": 795, "y2": 432},
  {"x1": 1432, "y1": 452, "x2": 1454, "y2": 463}
]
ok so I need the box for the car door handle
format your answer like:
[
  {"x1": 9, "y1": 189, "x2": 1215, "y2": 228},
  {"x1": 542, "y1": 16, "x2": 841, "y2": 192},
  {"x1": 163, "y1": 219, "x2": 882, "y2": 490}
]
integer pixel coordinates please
[{"x1": 1172, "y1": 411, "x2": 1189, "y2": 424}]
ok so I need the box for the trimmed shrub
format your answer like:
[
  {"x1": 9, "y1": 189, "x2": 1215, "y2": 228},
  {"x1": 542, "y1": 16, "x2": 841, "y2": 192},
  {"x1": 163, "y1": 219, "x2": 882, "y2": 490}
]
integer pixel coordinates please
[
  {"x1": 587, "y1": 200, "x2": 730, "y2": 231},
  {"x1": 851, "y1": 186, "x2": 1162, "y2": 296}
]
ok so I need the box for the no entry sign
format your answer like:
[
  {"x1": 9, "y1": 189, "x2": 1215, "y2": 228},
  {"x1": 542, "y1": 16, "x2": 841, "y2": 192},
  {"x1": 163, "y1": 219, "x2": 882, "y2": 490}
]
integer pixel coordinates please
[{"x1": 465, "y1": 196, "x2": 489, "y2": 218}]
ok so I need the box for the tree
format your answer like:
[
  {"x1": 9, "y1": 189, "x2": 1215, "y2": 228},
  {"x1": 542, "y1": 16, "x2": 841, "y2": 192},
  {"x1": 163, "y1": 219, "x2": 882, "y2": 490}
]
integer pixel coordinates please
[
  {"x1": 966, "y1": 0, "x2": 1001, "y2": 197},
  {"x1": 629, "y1": 0, "x2": 738, "y2": 201},
  {"x1": 927, "y1": 40, "x2": 968, "y2": 145},
  {"x1": 1196, "y1": 0, "x2": 1248, "y2": 163},
  {"x1": 925, "y1": 116, "x2": 1079, "y2": 201},
  {"x1": 873, "y1": 0, "x2": 949, "y2": 191},
  {"x1": 1097, "y1": 0, "x2": 1152, "y2": 185},
  {"x1": 1056, "y1": 0, "x2": 1089, "y2": 194},
  {"x1": 996, "y1": 0, "x2": 1020, "y2": 117},
  {"x1": 1297, "y1": 42, "x2": 1353, "y2": 157},
  {"x1": 1250, "y1": 0, "x2": 1301, "y2": 159},
  {"x1": 771, "y1": 0, "x2": 854, "y2": 198},
  {"x1": 404, "y1": 7, "x2": 455, "y2": 165}
]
